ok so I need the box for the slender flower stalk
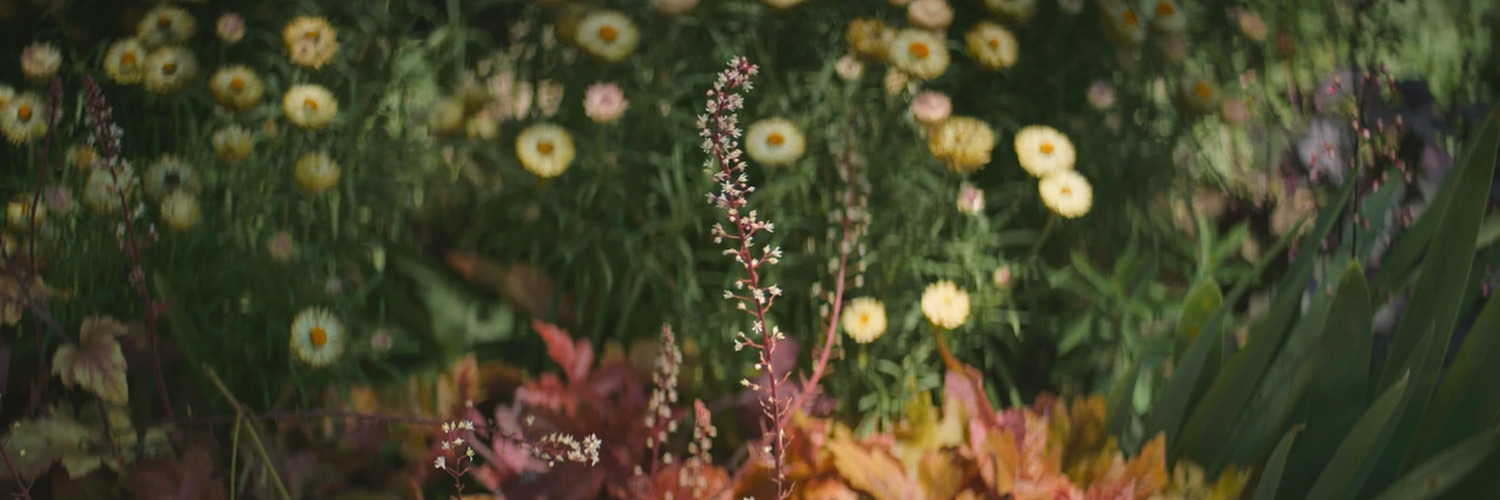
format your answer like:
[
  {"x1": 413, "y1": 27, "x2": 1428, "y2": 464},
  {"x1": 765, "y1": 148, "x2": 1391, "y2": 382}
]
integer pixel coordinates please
[
  {"x1": 81, "y1": 76, "x2": 174, "y2": 421},
  {"x1": 697, "y1": 57, "x2": 795, "y2": 494}
]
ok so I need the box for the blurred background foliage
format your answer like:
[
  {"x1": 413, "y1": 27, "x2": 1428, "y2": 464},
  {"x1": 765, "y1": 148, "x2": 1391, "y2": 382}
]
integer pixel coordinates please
[{"x1": 0, "y1": 0, "x2": 1495, "y2": 459}]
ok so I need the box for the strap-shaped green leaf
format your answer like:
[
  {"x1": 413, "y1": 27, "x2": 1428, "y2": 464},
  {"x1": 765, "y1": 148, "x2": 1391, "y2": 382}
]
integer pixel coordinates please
[
  {"x1": 1371, "y1": 429, "x2": 1500, "y2": 500},
  {"x1": 1252, "y1": 425, "x2": 1303, "y2": 500},
  {"x1": 1304, "y1": 374, "x2": 1410, "y2": 500}
]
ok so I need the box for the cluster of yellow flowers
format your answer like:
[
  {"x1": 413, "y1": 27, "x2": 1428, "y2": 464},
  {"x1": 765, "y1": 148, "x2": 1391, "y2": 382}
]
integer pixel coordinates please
[{"x1": 1016, "y1": 125, "x2": 1093, "y2": 219}]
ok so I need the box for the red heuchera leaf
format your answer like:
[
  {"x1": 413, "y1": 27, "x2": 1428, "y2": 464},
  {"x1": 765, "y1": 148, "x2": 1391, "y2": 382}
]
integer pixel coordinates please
[
  {"x1": 515, "y1": 373, "x2": 573, "y2": 415},
  {"x1": 533, "y1": 319, "x2": 593, "y2": 384},
  {"x1": 51, "y1": 316, "x2": 130, "y2": 405}
]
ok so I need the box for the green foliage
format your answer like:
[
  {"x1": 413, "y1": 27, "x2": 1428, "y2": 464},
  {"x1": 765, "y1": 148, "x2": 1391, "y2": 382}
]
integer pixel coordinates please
[{"x1": 1136, "y1": 106, "x2": 1500, "y2": 499}]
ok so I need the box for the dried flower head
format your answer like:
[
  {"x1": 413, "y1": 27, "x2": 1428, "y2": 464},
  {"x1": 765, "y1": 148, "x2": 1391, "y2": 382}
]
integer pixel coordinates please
[
  {"x1": 294, "y1": 151, "x2": 341, "y2": 195},
  {"x1": 928, "y1": 117, "x2": 996, "y2": 174},
  {"x1": 210, "y1": 65, "x2": 265, "y2": 111},
  {"x1": 1038, "y1": 170, "x2": 1093, "y2": 218},
  {"x1": 921, "y1": 280, "x2": 970, "y2": 329},
  {"x1": 283, "y1": 16, "x2": 339, "y2": 70},
  {"x1": 143, "y1": 46, "x2": 199, "y2": 94},
  {"x1": 137, "y1": 4, "x2": 195, "y2": 48},
  {"x1": 159, "y1": 192, "x2": 200, "y2": 231},
  {"x1": 515, "y1": 123, "x2": 577, "y2": 178},
  {"x1": 104, "y1": 39, "x2": 148, "y2": 85},
  {"x1": 840, "y1": 297, "x2": 888, "y2": 343},
  {"x1": 212, "y1": 125, "x2": 254, "y2": 163},
  {"x1": 21, "y1": 42, "x2": 62, "y2": 85},
  {"x1": 217, "y1": 13, "x2": 245, "y2": 44},
  {"x1": 1014, "y1": 125, "x2": 1077, "y2": 178},
  {"x1": 574, "y1": 11, "x2": 640, "y2": 63},
  {"x1": 142, "y1": 155, "x2": 201, "y2": 201},
  {"x1": 744, "y1": 117, "x2": 806, "y2": 166},
  {"x1": 965, "y1": 21, "x2": 1019, "y2": 71},
  {"x1": 887, "y1": 29, "x2": 950, "y2": 80},
  {"x1": 907, "y1": 0, "x2": 954, "y2": 31},
  {"x1": 910, "y1": 90, "x2": 952, "y2": 126},
  {"x1": 283, "y1": 84, "x2": 339, "y2": 129}
]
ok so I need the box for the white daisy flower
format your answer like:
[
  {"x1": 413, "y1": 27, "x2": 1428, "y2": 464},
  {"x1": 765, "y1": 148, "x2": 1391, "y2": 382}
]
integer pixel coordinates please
[
  {"x1": 1, "y1": 91, "x2": 49, "y2": 145},
  {"x1": 290, "y1": 307, "x2": 345, "y2": 367},
  {"x1": 744, "y1": 117, "x2": 806, "y2": 166},
  {"x1": 82, "y1": 165, "x2": 139, "y2": 215}
]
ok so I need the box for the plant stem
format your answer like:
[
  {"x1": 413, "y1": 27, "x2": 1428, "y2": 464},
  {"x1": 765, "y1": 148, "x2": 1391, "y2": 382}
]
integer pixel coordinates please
[{"x1": 205, "y1": 366, "x2": 293, "y2": 500}]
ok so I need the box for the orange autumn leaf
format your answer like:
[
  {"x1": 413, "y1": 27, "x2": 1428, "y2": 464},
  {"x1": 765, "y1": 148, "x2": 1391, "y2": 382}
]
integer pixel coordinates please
[
  {"x1": 51, "y1": 316, "x2": 131, "y2": 405},
  {"x1": 825, "y1": 436, "x2": 920, "y2": 500},
  {"x1": 1122, "y1": 432, "x2": 1169, "y2": 498}
]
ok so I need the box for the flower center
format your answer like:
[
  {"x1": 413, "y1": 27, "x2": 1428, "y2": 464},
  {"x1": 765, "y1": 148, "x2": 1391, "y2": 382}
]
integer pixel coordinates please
[
  {"x1": 909, "y1": 41, "x2": 930, "y2": 59},
  {"x1": 157, "y1": 15, "x2": 171, "y2": 29},
  {"x1": 766, "y1": 132, "x2": 785, "y2": 146},
  {"x1": 162, "y1": 62, "x2": 177, "y2": 75},
  {"x1": 858, "y1": 314, "x2": 870, "y2": 326},
  {"x1": 303, "y1": 97, "x2": 319, "y2": 111},
  {"x1": 1194, "y1": 81, "x2": 1212, "y2": 99},
  {"x1": 1060, "y1": 186, "x2": 1073, "y2": 196},
  {"x1": 121, "y1": 52, "x2": 137, "y2": 66},
  {"x1": 1040, "y1": 142, "x2": 1054, "y2": 154},
  {"x1": 1156, "y1": 2, "x2": 1176, "y2": 17},
  {"x1": 1123, "y1": 10, "x2": 1139, "y2": 26},
  {"x1": 17, "y1": 104, "x2": 31, "y2": 121},
  {"x1": 537, "y1": 140, "x2": 554, "y2": 155},
  {"x1": 310, "y1": 326, "x2": 328, "y2": 347},
  {"x1": 988, "y1": 37, "x2": 1001, "y2": 49},
  {"x1": 164, "y1": 171, "x2": 182, "y2": 189},
  {"x1": 304, "y1": 30, "x2": 320, "y2": 41},
  {"x1": 230, "y1": 76, "x2": 245, "y2": 90},
  {"x1": 598, "y1": 25, "x2": 618, "y2": 42}
]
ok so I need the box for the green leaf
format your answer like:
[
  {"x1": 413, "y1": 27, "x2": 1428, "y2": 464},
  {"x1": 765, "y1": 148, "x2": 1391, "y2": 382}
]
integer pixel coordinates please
[
  {"x1": 1377, "y1": 107, "x2": 1499, "y2": 390},
  {"x1": 1478, "y1": 213, "x2": 1500, "y2": 250},
  {"x1": 1174, "y1": 281, "x2": 1223, "y2": 360},
  {"x1": 1106, "y1": 361, "x2": 1141, "y2": 438},
  {"x1": 1304, "y1": 374, "x2": 1410, "y2": 500},
  {"x1": 1370, "y1": 429, "x2": 1500, "y2": 500},
  {"x1": 1252, "y1": 425, "x2": 1303, "y2": 500},
  {"x1": 1173, "y1": 178, "x2": 1356, "y2": 463},
  {"x1": 1367, "y1": 107, "x2": 1499, "y2": 489},
  {"x1": 1144, "y1": 313, "x2": 1225, "y2": 448},
  {"x1": 1308, "y1": 260, "x2": 1375, "y2": 428},
  {"x1": 1408, "y1": 277, "x2": 1500, "y2": 461}
]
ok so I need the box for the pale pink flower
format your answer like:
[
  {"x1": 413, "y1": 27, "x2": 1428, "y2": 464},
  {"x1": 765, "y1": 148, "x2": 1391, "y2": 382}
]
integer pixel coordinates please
[
  {"x1": 907, "y1": 0, "x2": 954, "y2": 31},
  {"x1": 910, "y1": 90, "x2": 952, "y2": 126},
  {"x1": 1086, "y1": 81, "x2": 1116, "y2": 110},
  {"x1": 992, "y1": 265, "x2": 1012, "y2": 288},
  {"x1": 268, "y1": 231, "x2": 295, "y2": 261},
  {"x1": 583, "y1": 82, "x2": 629, "y2": 124},
  {"x1": 1238, "y1": 10, "x2": 1268, "y2": 42},
  {"x1": 652, "y1": 0, "x2": 699, "y2": 15},
  {"x1": 957, "y1": 182, "x2": 984, "y2": 215},
  {"x1": 835, "y1": 55, "x2": 864, "y2": 81},
  {"x1": 537, "y1": 80, "x2": 563, "y2": 118},
  {"x1": 21, "y1": 42, "x2": 62, "y2": 85},
  {"x1": 1220, "y1": 98, "x2": 1249, "y2": 126},
  {"x1": 1160, "y1": 33, "x2": 1189, "y2": 64},
  {"x1": 217, "y1": 13, "x2": 245, "y2": 44},
  {"x1": 370, "y1": 329, "x2": 393, "y2": 352}
]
